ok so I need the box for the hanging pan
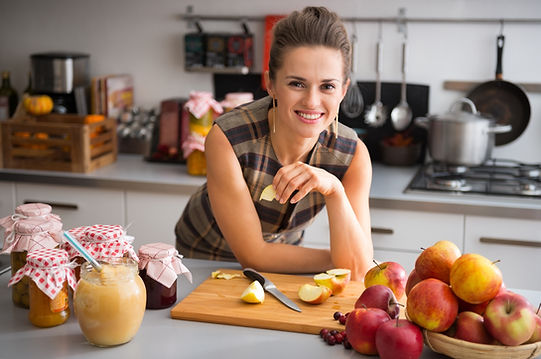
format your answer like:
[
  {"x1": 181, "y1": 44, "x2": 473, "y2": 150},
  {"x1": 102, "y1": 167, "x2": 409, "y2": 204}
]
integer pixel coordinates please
[{"x1": 467, "y1": 34, "x2": 530, "y2": 146}]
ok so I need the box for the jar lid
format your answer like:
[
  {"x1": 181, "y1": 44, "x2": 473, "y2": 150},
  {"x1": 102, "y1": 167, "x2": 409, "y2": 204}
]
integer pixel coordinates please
[
  {"x1": 138, "y1": 242, "x2": 192, "y2": 288},
  {"x1": 185, "y1": 91, "x2": 223, "y2": 118},
  {"x1": 138, "y1": 242, "x2": 177, "y2": 259},
  {"x1": 14, "y1": 216, "x2": 62, "y2": 234},
  {"x1": 221, "y1": 92, "x2": 253, "y2": 109},
  {"x1": 84, "y1": 224, "x2": 124, "y2": 242},
  {"x1": 15, "y1": 203, "x2": 52, "y2": 217},
  {"x1": 67, "y1": 225, "x2": 89, "y2": 240},
  {"x1": 26, "y1": 248, "x2": 69, "y2": 268}
]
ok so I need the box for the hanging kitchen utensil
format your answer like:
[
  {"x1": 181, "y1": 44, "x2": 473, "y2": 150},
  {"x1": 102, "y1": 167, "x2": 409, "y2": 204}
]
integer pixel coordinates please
[
  {"x1": 390, "y1": 36, "x2": 412, "y2": 131},
  {"x1": 365, "y1": 23, "x2": 387, "y2": 127},
  {"x1": 467, "y1": 32, "x2": 530, "y2": 146},
  {"x1": 341, "y1": 23, "x2": 364, "y2": 118}
]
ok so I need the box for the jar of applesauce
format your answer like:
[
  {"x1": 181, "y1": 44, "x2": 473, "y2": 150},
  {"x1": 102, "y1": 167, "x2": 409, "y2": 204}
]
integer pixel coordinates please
[
  {"x1": 1, "y1": 203, "x2": 62, "y2": 308},
  {"x1": 138, "y1": 243, "x2": 192, "y2": 309},
  {"x1": 74, "y1": 258, "x2": 146, "y2": 347},
  {"x1": 8, "y1": 248, "x2": 77, "y2": 327}
]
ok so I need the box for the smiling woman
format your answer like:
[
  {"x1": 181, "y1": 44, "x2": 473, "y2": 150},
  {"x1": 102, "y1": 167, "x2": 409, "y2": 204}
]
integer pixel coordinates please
[{"x1": 175, "y1": 6, "x2": 374, "y2": 281}]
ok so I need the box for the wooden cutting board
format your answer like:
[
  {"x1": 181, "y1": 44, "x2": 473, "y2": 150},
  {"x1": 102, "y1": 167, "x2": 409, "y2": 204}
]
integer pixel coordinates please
[{"x1": 170, "y1": 269, "x2": 365, "y2": 334}]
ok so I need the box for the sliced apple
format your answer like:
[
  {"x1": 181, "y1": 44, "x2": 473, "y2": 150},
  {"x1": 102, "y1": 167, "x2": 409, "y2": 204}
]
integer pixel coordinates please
[
  {"x1": 326, "y1": 268, "x2": 351, "y2": 283},
  {"x1": 314, "y1": 271, "x2": 349, "y2": 296},
  {"x1": 298, "y1": 284, "x2": 332, "y2": 304},
  {"x1": 241, "y1": 281, "x2": 265, "y2": 304},
  {"x1": 259, "y1": 184, "x2": 276, "y2": 201}
]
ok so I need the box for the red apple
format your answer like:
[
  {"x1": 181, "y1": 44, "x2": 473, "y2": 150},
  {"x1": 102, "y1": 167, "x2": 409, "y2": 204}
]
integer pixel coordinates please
[
  {"x1": 375, "y1": 318, "x2": 423, "y2": 359},
  {"x1": 484, "y1": 291, "x2": 536, "y2": 346},
  {"x1": 415, "y1": 240, "x2": 461, "y2": 284},
  {"x1": 297, "y1": 284, "x2": 331, "y2": 304},
  {"x1": 450, "y1": 253, "x2": 503, "y2": 304},
  {"x1": 458, "y1": 285, "x2": 507, "y2": 315},
  {"x1": 345, "y1": 307, "x2": 390, "y2": 355},
  {"x1": 355, "y1": 284, "x2": 400, "y2": 319},
  {"x1": 405, "y1": 269, "x2": 422, "y2": 297},
  {"x1": 364, "y1": 260, "x2": 407, "y2": 300},
  {"x1": 454, "y1": 311, "x2": 494, "y2": 344},
  {"x1": 406, "y1": 278, "x2": 458, "y2": 332},
  {"x1": 526, "y1": 305, "x2": 541, "y2": 344}
]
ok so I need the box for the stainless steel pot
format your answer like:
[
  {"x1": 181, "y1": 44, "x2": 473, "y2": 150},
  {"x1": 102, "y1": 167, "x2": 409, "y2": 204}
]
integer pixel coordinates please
[
  {"x1": 31, "y1": 52, "x2": 90, "y2": 94},
  {"x1": 415, "y1": 98, "x2": 511, "y2": 166}
]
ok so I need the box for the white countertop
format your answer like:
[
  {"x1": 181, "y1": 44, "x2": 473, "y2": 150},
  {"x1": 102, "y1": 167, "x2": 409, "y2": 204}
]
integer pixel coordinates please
[{"x1": 2, "y1": 154, "x2": 541, "y2": 218}]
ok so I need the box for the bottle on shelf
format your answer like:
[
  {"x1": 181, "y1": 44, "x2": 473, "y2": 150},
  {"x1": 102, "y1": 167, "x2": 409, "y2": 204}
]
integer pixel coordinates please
[{"x1": 0, "y1": 71, "x2": 19, "y2": 120}]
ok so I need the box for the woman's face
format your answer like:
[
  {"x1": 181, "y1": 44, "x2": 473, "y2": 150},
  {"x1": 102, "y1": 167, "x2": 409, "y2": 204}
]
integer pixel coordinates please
[{"x1": 268, "y1": 46, "x2": 349, "y2": 139}]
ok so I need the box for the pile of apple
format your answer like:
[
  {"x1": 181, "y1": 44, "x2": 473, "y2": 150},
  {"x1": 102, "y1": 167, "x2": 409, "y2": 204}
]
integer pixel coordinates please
[{"x1": 405, "y1": 240, "x2": 541, "y2": 348}]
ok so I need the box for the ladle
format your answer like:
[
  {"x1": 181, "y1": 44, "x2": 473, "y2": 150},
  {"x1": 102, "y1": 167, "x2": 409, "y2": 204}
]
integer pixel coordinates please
[
  {"x1": 391, "y1": 38, "x2": 412, "y2": 131},
  {"x1": 365, "y1": 23, "x2": 387, "y2": 127}
]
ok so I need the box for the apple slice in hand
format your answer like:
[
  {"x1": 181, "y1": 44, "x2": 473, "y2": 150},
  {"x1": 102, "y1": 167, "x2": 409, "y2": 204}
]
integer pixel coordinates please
[
  {"x1": 259, "y1": 185, "x2": 276, "y2": 201},
  {"x1": 298, "y1": 284, "x2": 332, "y2": 304}
]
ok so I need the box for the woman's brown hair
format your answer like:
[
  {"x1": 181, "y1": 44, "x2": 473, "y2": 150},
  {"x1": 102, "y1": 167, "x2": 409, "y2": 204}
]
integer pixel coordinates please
[{"x1": 268, "y1": 6, "x2": 351, "y2": 84}]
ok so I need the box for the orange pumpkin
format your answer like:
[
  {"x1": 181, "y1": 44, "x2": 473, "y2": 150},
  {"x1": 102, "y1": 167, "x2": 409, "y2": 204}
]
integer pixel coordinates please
[{"x1": 24, "y1": 95, "x2": 54, "y2": 116}]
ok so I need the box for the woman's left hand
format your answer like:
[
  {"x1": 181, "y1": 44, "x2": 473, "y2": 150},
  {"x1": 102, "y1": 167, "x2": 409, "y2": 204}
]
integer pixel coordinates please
[{"x1": 272, "y1": 162, "x2": 342, "y2": 204}]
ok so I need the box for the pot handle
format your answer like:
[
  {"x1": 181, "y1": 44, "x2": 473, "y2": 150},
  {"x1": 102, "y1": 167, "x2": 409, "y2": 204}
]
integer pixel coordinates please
[
  {"x1": 414, "y1": 117, "x2": 429, "y2": 129},
  {"x1": 486, "y1": 124, "x2": 512, "y2": 134},
  {"x1": 449, "y1": 98, "x2": 478, "y2": 114}
]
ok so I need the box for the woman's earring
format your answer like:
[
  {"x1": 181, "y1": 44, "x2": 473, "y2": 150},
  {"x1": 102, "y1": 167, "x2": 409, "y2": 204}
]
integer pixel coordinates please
[{"x1": 272, "y1": 97, "x2": 277, "y2": 134}]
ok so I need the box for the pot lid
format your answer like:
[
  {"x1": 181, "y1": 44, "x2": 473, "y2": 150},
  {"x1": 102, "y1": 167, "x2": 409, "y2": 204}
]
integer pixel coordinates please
[{"x1": 431, "y1": 98, "x2": 493, "y2": 123}]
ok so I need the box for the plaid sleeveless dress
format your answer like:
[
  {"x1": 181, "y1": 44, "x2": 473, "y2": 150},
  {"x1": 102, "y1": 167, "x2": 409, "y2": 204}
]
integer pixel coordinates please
[{"x1": 175, "y1": 96, "x2": 358, "y2": 261}]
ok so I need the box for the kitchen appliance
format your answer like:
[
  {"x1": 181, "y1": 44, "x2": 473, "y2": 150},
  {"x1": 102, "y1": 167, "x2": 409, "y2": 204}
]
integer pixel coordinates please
[
  {"x1": 170, "y1": 268, "x2": 366, "y2": 334},
  {"x1": 407, "y1": 158, "x2": 541, "y2": 198},
  {"x1": 30, "y1": 52, "x2": 90, "y2": 114},
  {"x1": 467, "y1": 35, "x2": 531, "y2": 146},
  {"x1": 415, "y1": 98, "x2": 511, "y2": 167},
  {"x1": 243, "y1": 268, "x2": 301, "y2": 312}
]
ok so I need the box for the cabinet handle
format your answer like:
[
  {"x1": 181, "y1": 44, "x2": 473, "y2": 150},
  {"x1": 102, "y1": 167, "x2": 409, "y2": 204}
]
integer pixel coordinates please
[
  {"x1": 23, "y1": 200, "x2": 79, "y2": 211},
  {"x1": 479, "y1": 237, "x2": 541, "y2": 248},
  {"x1": 371, "y1": 227, "x2": 394, "y2": 235}
]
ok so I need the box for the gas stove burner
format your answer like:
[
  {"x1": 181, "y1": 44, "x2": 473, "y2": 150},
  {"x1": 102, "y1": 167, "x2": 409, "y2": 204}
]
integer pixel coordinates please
[
  {"x1": 518, "y1": 183, "x2": 541, "y2": 196},
  {"x1": 428, "y1": 177, "x2": 472, "y2": 192},
  {"x1": 519, "y1": 166, "x2": 540, "y2": 179},
  {"x1": 447, "y1": 166, "x2": 468, "y2": 175}
]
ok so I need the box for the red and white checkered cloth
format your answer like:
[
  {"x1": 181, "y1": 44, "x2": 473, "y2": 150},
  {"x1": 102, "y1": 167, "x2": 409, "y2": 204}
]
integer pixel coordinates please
[
  {"x1": 9, "y1": 248, "x2": 77, "y2": 300},
  {"x1": 138, "y1": 243, "x2": 192, "y2": 288},
  {"x1": 63, "y1": 224, "x2": 138, "y2": 262},
  {"x1": 184, "y1": 91, "x2": 223, "y2": 119},
  {"x1": 1, "y1": 203, "x2": 63, "y2": 253}
]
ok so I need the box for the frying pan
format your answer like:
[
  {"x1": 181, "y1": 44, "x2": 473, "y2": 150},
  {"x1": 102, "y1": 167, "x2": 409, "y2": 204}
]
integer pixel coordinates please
[{"x1": 467, "y1": 35, "x2": 531, "y2": 146}]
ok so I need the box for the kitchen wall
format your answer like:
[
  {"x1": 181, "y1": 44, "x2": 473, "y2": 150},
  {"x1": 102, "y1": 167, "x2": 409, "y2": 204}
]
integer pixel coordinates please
[{"x1": 1, "y1": 0, "x2": 540, "y2": 161}]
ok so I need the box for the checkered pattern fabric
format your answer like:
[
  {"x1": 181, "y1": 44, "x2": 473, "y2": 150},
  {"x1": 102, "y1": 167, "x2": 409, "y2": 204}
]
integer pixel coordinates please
[
  {"x1": 138, "y1": 242, "x2": 192, "y2": 288},
  {"x1": 8, "y1": 248, "x2": 76, "y2": 300},
  {"x1": 184, "y1": 91, "x2": 223, "y2": 119}
]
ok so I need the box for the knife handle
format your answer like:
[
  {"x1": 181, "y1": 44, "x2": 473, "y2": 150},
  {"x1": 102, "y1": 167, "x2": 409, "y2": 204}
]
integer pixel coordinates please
[{"x1": 243, "y1": 268, "x2": 265, "y2": 286}]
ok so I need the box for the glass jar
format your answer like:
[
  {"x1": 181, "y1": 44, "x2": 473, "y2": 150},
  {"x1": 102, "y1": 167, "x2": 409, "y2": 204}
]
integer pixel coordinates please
[
  {"x1": 10, "y1": 251, "x2": 29, "y2": 308},
  {"x1": 8, "y1": 248, "x2": 76, "y2": 327},
  {"x1": 138, "y1": 243, "x2": 192, "y2": 309},
  {"x1": 74, "y1": 258, "x2": 146, "y2": 347}
]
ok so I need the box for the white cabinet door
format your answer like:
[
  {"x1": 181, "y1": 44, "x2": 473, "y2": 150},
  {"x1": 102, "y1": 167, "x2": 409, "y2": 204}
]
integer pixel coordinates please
[
  {"x1": 373, "y1": 249, "x2": 420, "y2": 274},
  {"x1": 370, "y1": 208, "x2": 464, "y2": 252},
  {"x1": 464, "y1": 215, "x2": 541, "y2": 291},
  {"x1": 0, "y1": 181, "x2": 15, "y2": 219},
  {"x1": 126, "y1": 190, "x2": 192, "y2": 248},
  {"x1": 303, "y1": 208, "x2": 329, "y2": 249},
  {"x1": 14, "y1": 183, "x2": 125, "y2": 230}
]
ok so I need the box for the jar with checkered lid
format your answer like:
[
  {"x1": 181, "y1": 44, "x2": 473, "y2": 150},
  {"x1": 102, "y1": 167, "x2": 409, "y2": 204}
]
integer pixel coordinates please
[
  {"x1": 138, "y1": 243, "x2": 192, "y2": 309},
  {"x1": 8, "y1": 248, "x2": 76, "y2": 327},
  {"x1": 0, "y1": 203, "x2": 63, "y2": 308}
]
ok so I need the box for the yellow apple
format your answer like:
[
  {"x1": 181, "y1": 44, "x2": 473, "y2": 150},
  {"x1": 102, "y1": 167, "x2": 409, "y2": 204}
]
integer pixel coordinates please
[
  {"x1": 298, "y1": 284, "x2": 332, "y2": 304},
  {"x1": 364, "y1": 261, "x2": 407, "y2": 300},
  {"x1": 313, "y1": 268, "x2": 351, "y2": 295}
]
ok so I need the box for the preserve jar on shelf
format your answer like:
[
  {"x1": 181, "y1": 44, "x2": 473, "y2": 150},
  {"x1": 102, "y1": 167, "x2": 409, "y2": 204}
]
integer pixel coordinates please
[
  {"x1": 74, "y1": 257, "x2": 146, "y2": 347},
  {"x1": 8, "y1": 248, "x2": 76, "y2": 327},
  {"x1": 182, "y1": 91, "x2": 223, "y2": 176},
  {"x1": 62, "y1": 224, "x2": 138, "y2": 281},
  {"x1": 138, "y1": 243, "x2": 192, "y2": 309},
  {"x1": 220, "y1": 92, "x2": 253, "y2": 113},
  {"x1": 1, "y1": 203, "x2": 63, "y2": 308}
]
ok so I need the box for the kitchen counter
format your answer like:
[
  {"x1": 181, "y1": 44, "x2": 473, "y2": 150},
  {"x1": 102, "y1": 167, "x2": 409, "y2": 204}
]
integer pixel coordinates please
[
  {"x1": 0, "y1": 257, "x2": 539, "y2": 359},
  {"x1": 2, "y1": 154, "x2": 541, "y2": 219}
]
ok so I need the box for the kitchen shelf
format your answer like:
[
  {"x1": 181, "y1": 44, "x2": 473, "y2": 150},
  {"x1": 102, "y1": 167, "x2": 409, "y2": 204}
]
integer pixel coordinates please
[
  {"x1": 185, "y1": 66, "x2": 250, "y2": 75},
  {"x1": 444, "y1": 80, "x2": 541, "y2": 93}
]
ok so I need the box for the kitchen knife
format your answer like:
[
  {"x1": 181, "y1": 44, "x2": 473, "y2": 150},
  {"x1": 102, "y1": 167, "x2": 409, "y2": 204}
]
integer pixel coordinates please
[{"x1": 243, "y1": 268, "x2": 302, "y2": 312}]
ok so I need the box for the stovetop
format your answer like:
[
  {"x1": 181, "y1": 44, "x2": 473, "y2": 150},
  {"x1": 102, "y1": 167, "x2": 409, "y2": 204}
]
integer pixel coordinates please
[{"x1": 407, "y1": 159, "x2": 541, "y2": 199}]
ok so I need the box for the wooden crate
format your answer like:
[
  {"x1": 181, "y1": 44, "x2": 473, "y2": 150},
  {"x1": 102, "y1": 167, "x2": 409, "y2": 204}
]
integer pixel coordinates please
[{"x1": 0, "y1": 114, "x2": 117, "y2": 173}]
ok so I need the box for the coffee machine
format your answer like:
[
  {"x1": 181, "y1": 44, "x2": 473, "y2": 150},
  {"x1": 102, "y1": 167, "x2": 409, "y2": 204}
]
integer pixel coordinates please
[{"x1": 30, "y1": 52, "x2": 90, "y2": 114}]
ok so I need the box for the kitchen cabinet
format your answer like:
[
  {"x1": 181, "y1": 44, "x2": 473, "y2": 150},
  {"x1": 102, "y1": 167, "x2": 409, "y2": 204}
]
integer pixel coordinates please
[
  {"x1": 303, "y1": 207, "x2": 464, "y2": 274},
  {"x1": 126, "y1": 190, "x2": 191, "y2": 247},
  {"x1": 0, "y1": 181, "x2": 15, "y2": 219},
  {"x1": 14, "y1": 183, "x2": 125, "y2": 231},
  {"x1": 464, "y1": 215, "x2": 541, "y2": 291}
]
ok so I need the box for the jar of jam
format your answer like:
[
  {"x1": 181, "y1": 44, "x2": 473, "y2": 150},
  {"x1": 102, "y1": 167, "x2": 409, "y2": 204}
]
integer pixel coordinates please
[
  {"x1": 138, "y1": 243, "x2": 192, "y2": 309},
  {"x1": 182, "y1": 91, "x2": 223, "y2": 176},
  {"x1": 74, "y1": 258, "x2": 146, "y2": 347},
  {"x1": 220, "y1": 92, "x2": 253, "y2": 112},
  {"x1": 1, "y1": 203, "x2": 62, "y2": 308},
  {"x1": 9, "y1": 248, "x2": 76, "y2": 327},
  {"x1": 62, "y1": 224, "x2": 138, "y2": 281}
]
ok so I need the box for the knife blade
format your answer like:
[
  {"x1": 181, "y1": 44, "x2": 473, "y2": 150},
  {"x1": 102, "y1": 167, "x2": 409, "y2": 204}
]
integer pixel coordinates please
[{"x1": 243, "y1": 268, "x2": 302, "y2": 312}]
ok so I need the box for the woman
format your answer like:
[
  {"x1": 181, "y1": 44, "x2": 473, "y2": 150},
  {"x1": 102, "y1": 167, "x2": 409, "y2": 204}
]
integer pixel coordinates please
[{"x1": 176, "y1": 6, "x2": 373, "y2": 280}]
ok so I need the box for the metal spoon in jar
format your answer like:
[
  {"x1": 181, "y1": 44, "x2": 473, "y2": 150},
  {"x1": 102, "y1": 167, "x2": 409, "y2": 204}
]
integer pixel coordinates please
[{"x1": 391, "y1": 37, "x2": 412, "y2": 131}]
